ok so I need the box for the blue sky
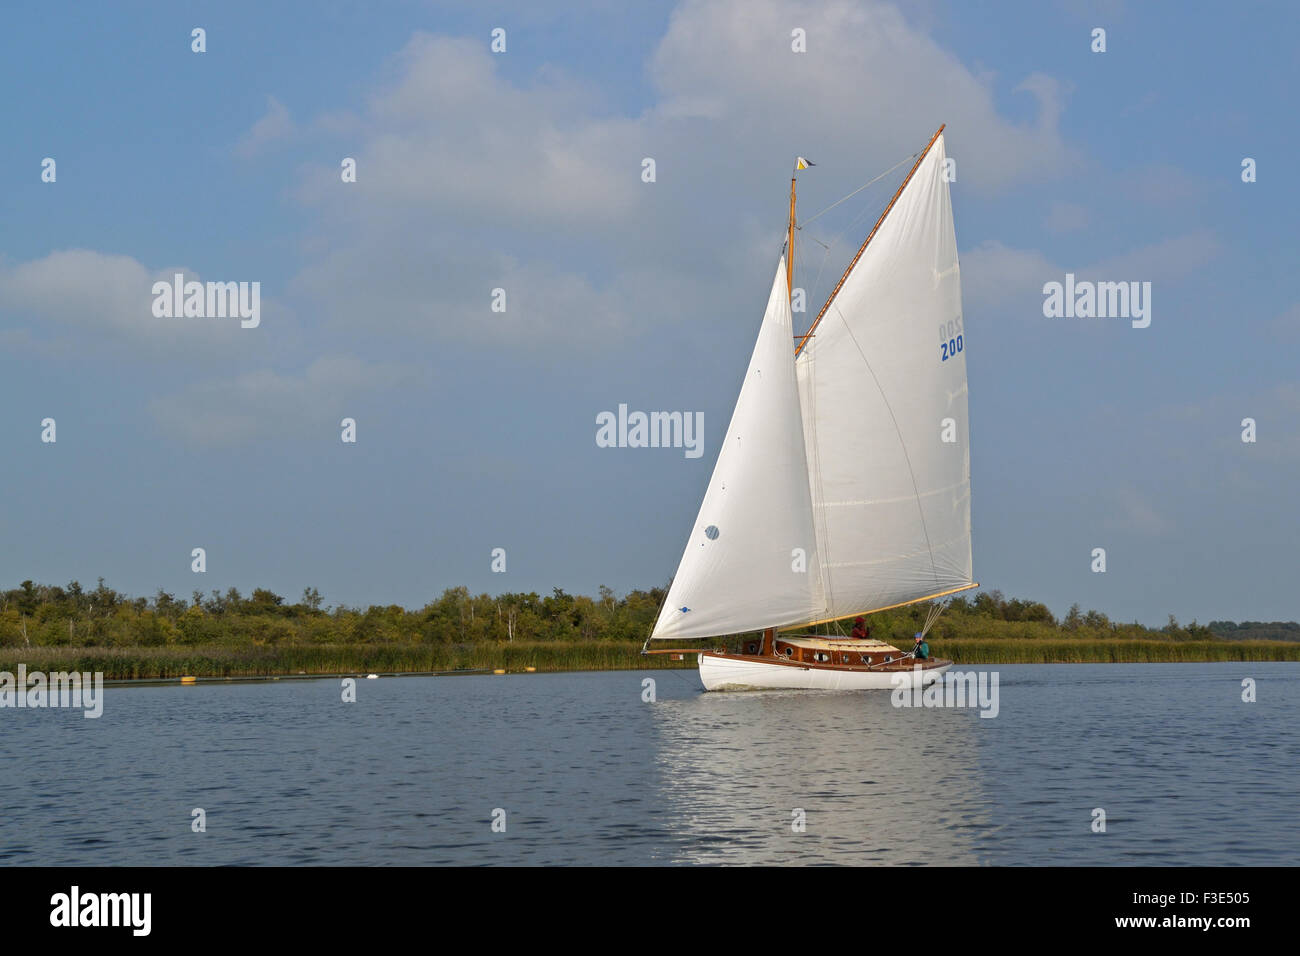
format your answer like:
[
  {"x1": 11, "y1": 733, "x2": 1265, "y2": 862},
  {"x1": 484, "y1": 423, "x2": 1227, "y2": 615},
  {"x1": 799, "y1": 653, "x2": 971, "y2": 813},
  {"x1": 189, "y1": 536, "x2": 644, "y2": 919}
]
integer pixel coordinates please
[{"x1": 1, "y1": 0, "x2": 1297, "y2": 625}]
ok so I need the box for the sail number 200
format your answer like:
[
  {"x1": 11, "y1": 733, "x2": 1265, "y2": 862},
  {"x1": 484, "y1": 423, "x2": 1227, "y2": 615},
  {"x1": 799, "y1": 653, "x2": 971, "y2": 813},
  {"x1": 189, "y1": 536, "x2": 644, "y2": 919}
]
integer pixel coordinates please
[{"x1": 940, "y1": 316, "x2": 964, "y2": 362}]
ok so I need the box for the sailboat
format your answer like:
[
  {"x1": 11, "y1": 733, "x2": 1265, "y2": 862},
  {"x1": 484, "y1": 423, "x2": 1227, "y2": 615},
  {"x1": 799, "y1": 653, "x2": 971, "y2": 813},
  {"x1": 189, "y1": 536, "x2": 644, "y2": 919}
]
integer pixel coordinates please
[{"x1": 644, "y1": 126, "x2": 975, "y2": 691}]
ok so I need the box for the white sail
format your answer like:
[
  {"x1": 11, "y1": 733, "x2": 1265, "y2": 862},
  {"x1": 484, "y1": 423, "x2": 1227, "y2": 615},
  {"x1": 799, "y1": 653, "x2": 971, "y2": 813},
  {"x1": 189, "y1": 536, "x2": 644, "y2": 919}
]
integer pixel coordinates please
[
  {"x1": 651, "y1": 256, "x2": 822, "y2": 640},
  {"x1": 795, "y1": 133, "x2": 972, "y2": 619}
]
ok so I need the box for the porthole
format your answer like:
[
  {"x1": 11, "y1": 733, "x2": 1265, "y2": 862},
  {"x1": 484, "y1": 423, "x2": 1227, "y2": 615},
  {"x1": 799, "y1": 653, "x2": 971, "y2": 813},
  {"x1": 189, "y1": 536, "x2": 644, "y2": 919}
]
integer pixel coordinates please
[{"x1": 783, "y1": 647, "x2": 794, "y2": 657}]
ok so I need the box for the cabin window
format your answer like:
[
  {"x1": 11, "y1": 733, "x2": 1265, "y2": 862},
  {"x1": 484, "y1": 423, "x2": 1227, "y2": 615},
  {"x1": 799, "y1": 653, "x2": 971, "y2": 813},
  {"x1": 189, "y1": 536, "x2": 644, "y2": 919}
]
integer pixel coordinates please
[
  {"x1": 813, "y1": 652, "x2": 830, "y2": 663},
  {"x1": 782, "y1": 647, "x2": 794, "y2": 657},
  {"x1": 860, "y1": 655, "x2": 871, "y2": 665}
]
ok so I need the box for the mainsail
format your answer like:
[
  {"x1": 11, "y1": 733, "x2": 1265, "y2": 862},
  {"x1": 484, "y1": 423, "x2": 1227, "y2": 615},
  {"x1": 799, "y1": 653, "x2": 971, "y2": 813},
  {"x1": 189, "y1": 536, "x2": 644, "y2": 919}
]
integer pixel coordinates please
[
  {"x1": 651, "y1": 130, "x2": 972, "y2": 642},
  {"x1": 795, "y1": 132, "x2": 971, "y2": 621}
]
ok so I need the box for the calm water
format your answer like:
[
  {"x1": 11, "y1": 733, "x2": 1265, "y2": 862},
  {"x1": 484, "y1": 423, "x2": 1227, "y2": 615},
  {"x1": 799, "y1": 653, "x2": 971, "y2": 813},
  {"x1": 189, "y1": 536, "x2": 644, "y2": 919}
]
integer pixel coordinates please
[{"x1": 1, "y1": 663, "x2": 1296, "y2": 865}]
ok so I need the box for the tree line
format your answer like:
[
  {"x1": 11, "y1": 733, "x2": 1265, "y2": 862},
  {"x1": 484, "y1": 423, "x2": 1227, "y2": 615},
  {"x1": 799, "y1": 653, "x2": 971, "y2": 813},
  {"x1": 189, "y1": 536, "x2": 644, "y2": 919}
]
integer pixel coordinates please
[
  {"x1": 0, "y1": 579, "x2": 1293, "y2": 649},
  {"x1": 0, "y1": 579, "x2": 665, "y2": 648}
]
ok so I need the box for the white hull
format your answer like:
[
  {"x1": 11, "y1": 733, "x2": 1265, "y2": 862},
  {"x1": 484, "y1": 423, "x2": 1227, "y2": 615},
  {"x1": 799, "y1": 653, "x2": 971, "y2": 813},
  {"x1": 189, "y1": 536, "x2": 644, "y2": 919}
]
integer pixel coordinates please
[{"x1": 698, "y1": 652, "x2": 949, "y2": 692}]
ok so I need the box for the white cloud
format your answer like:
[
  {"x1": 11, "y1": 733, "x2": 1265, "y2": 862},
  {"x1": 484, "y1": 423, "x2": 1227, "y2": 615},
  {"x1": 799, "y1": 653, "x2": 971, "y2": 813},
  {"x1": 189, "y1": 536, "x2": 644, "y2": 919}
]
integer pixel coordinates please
[
  {"x1": 0, "y1": 250, "x2": 252, "y2": 355},
  {"x1": 286, "y1": 230, "x2": 634, "y2": 348},
  {"x1": 283, "y1": 0, "x2": 1082, "y2": 348},
  {"x1": 649, "y1": 0, "x2": 1076, "y2": 191},
  {"x1": 235, "y1": 95, "x2": 294, "y2": 158},
  {"x1": 149, "y1": 356, "x2": 410, "y2": 447},
  {"x1": 1087, "y1": 229, "x2": 1220, "y2": 283},
  {"x1": 960, "y1": 240, "x2": 1057, "y2": 312},
  {"x1": 959, "y1": 230, "x2": 1221, "y2": 317},
  {"x1": 294, "y1": 34, "x2": 640, "y2": 227}
]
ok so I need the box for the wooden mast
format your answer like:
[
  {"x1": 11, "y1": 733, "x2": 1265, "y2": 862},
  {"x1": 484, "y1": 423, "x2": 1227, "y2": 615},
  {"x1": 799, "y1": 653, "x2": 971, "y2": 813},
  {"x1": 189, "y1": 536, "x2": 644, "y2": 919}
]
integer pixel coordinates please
[
  {"x1": 793, "y1": 124, "x2": 944, "y2": 356},
  {"x1": 760, "y1": 170, "x2": 796, "y2": 661},
  {"x1": 787, "y1": 173, "x2": 796, "y2": 301}
]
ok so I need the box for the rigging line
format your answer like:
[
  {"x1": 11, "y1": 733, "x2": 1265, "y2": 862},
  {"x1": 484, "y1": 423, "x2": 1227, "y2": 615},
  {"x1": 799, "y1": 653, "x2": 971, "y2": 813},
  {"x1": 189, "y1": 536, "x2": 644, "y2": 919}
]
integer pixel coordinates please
[
  {"x1": 795, "y1": 187, "x2": 878, "y2": 343},
  {"x1": 797, "y1": 125, "x2": 944, "y2": 358},
  {"x1": 642, "y1": 577, "x2": 676, "y2": 654},
  {"x1": 654, "y1": 658, "x2": 707, "y2": 691},
  {"x1": 798, "y1": 163, "x2": 908, "y2": 342},
  {"x1": 804, "y1": 194, "x2": 886, "y2": 331},
  {"x1": 798, "y1": 151, "x2": 919, "y2": 229},
  {"x1": 919, "y1": 598, "x2": 950, "y2": 640},
  {"x1": 830, "y1": 300, "x2": 944, "y2": 596},
  {"x1": 805, "y1": 239, "x2": 834, "y2": 337}
]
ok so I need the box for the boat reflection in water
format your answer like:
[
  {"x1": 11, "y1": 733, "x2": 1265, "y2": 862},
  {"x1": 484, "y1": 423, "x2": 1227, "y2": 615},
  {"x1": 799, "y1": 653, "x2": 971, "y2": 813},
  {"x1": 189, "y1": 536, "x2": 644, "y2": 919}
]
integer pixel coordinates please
[{"x1": 645, "y1": 681, "x2": 996, "y2": 865}]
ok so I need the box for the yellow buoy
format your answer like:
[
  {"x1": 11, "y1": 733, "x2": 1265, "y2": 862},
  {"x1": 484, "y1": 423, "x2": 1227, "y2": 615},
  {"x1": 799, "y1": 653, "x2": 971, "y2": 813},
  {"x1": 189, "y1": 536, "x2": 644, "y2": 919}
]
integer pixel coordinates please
[
  {"x1": 493, "y1": 669, "x2": 506, "y2": 675},
  {"x1": 180, "y1": 676, "x2": 197, "y2": 684},
  {"x1": 524, "y1": 666, "x2": 536, "y2": 673}
]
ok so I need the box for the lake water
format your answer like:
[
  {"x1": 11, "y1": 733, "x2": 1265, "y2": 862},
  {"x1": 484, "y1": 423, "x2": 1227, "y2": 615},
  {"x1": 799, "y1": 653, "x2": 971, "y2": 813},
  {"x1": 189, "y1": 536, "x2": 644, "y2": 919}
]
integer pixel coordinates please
[{"x1": 1, "y1": 663, "x2": 1296, "y2": 865}]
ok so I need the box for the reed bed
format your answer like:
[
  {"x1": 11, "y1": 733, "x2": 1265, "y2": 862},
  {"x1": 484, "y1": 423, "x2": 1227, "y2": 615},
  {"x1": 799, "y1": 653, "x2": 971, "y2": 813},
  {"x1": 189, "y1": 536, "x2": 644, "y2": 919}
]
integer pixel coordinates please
[
  {"x1": 0, "y1": 642, "x2": 695, "y2": 679},
  {"x1": 0, "y1": 637, "x2": 1294, "y2": 680},
  {"x1": 940, "y1": 639, "x2": 1300, "y2": 664}
]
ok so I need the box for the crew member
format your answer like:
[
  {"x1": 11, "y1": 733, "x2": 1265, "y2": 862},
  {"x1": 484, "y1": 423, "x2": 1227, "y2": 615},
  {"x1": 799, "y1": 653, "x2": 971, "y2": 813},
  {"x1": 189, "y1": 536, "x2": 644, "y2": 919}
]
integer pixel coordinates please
[
  {"x1": 913, "y1": 633, "x2": 930, "y2": 660},
  {"x1": 851, "y1": 616, "x2": 869, "y2": 640}
]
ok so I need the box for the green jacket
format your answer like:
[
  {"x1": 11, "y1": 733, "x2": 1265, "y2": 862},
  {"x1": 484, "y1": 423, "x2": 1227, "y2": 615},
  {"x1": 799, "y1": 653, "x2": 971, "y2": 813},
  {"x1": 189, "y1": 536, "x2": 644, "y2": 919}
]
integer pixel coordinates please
[{"x1": 915, "y1": 641, "x2": 929, "y2": 660}]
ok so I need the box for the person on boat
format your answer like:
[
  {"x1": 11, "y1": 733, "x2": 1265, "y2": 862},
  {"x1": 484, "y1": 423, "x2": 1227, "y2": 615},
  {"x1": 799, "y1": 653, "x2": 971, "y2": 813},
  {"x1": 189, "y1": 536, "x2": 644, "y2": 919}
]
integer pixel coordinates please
[
  {"x1": 913, "y1": 633, "x2": 930, "y2": 660},
  {"x1": 851, "y1": 616, "x2": 869, "y2": 640}
]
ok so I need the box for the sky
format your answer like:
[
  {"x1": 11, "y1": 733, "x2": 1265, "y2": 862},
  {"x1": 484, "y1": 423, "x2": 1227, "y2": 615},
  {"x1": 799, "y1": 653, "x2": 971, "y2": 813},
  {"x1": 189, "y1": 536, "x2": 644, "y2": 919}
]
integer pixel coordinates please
[{"x1": 1, "y1": 0, "x2": 1297, "y2": 626}]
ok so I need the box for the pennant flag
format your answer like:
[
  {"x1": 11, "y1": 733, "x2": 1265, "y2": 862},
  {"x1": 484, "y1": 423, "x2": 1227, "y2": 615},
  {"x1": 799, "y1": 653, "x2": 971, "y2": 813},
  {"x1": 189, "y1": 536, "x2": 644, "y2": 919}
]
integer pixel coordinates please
[{"x1": 795, "y1": 157, "x2": 815, "y2": 170}]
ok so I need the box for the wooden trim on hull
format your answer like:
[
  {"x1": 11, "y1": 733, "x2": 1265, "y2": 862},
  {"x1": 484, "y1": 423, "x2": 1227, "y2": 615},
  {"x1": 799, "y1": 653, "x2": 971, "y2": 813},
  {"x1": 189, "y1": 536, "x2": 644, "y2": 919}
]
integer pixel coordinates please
[
  {"x1": 698, "y1": 651, "x2": 951, "y2": 692},
  {"x1": 702, "y1": 652, "x2": 951, "y2": 674}
]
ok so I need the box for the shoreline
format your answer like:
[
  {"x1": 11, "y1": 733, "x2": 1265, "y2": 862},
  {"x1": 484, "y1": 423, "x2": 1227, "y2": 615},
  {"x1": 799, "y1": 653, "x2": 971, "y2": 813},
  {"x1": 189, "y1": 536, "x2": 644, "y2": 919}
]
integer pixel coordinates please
[
  {"x1": 108, "y1": 655, "x2": 1293, "y2": 688},
  {"x1": 2, "y1": 638, "x2": 1296, "y2": 682}
]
